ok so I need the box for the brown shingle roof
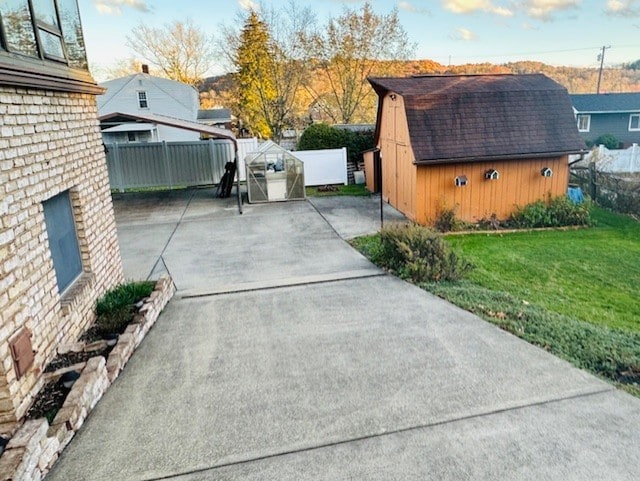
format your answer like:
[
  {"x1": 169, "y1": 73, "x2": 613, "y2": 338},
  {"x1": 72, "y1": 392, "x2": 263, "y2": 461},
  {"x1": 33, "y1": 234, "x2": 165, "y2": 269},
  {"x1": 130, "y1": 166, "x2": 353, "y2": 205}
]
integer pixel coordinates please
[{"x1": 368, "y1": 74, "x2": 586, "y2": 164}]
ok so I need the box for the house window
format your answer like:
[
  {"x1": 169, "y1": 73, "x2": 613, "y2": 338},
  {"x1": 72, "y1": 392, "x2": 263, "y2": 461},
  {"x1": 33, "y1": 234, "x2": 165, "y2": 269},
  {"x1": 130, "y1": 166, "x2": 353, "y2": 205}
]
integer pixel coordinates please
[
  {"x1": 138, "y1": 91, "x2": 148, "y2": 109},
  {"x1": 43, "y1": 191, "x2": 82, "y2": 293},
  {"x1": 0, "y1": 0, "x2": 87, "y2": 68},
  {"x1": 127, "y1": 132, "x2": 136, "y2": 142},
  {"x1": 630, "y1": 114, "x2": 640, "y2": 132},
  {"x1": 577, "y1": 114, "x2": 590, "y2": 132}
]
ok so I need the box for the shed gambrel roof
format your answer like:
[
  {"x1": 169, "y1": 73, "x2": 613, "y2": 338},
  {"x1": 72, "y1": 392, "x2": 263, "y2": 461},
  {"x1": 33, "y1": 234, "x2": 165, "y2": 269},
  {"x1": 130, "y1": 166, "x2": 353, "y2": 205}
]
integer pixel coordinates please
[
  {"x1": 570, "y1": 93, "x2": 640, "y2": 113},
  {"x1": 369, "y1": 74, "x2": 586, "y2": 164}
]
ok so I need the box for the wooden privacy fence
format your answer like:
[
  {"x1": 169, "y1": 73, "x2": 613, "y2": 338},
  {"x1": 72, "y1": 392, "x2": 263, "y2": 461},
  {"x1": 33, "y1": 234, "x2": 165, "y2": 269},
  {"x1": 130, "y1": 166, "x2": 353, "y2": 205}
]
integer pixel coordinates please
[{"x1": 105, "y1": 140, "x2": 235, "y2": 192}]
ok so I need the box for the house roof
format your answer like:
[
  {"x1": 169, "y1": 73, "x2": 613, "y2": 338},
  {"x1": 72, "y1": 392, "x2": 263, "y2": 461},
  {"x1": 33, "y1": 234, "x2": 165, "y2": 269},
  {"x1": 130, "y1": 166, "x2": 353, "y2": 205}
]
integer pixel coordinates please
[
  {"x1": 197, "y1": 109, "x2": 232, "y2": 122},
  {"x1": 98, "y1": 112, "x2": 236, "y2": 144},
  {"x1": 368, "y1": 74, "x2": 586, "y2": 164},
  {"x1": 570, "y1": 93, "x2": 640, "y2": 113}
]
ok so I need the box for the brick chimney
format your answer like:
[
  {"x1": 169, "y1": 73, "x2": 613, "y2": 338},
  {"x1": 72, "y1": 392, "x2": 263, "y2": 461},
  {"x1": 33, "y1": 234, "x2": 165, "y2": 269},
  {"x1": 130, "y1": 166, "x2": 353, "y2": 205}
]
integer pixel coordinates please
[{"x1": 141, "y1": 64, "x2": 149, "y2": 74}]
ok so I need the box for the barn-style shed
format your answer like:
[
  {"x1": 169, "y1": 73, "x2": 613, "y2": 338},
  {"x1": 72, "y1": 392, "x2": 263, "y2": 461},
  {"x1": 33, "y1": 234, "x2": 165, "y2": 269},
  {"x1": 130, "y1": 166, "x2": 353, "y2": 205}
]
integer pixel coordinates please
[{"x1": 365, "y1": 74, "x2": 586, "y2": 225}]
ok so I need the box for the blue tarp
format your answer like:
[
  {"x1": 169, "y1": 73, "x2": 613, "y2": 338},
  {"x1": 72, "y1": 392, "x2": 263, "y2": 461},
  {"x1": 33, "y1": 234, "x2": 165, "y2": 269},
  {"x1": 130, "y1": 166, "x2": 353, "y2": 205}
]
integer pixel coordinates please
[{"x1": 567, "y1": 186, "x2": 584, "y2": 204}]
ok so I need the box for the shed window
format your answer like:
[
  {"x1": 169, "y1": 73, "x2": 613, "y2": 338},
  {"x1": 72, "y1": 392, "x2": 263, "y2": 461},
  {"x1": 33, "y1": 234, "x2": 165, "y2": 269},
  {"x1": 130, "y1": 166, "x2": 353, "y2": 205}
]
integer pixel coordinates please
[
  {"x1": 630, "y1": 114, "x2": 640, "y2": 132},
  {"x1": 43, "y1": 191, "x2": 82, "y2": 293},
  {"x1": 577, "y1": 114, "x2": 590, "y2": 132},
  {"x1": 138, "y1": 91, "x2": 148, "y2": 109}
]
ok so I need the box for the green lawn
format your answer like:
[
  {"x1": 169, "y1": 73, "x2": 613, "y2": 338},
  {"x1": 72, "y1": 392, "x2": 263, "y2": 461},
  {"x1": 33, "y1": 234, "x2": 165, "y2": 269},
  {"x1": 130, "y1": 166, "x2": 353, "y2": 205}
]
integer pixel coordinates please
[
  {"x1": 306, "y1": 184, "x2": 370, "y2": 197},
  {"x1": 351, "y1": 207, "x2": 640, "y2": 395},
  {"x1": 445, "y1": 207, "x2": 640, "y2": 333}
]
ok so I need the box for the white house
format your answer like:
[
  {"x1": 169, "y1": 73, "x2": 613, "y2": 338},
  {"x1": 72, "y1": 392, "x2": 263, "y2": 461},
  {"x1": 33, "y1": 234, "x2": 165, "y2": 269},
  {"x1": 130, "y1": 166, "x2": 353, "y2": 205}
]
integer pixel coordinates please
[{"x1": 98, "y1": 66, "x2": 200, "y2": 143}]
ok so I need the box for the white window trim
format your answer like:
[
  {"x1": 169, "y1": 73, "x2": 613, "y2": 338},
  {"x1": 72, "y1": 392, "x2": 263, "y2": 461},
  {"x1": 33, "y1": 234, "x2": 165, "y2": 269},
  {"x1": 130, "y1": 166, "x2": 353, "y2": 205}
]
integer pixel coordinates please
[
  {"x1": 138, "y1": 91, "x2": 148, "y2": 109},
  {"x1": 577, "y1": 114, "x2": 591, "y2": 132},
  {"x1": 629, "y1": 114, "x2": 640, "y2": 132}
]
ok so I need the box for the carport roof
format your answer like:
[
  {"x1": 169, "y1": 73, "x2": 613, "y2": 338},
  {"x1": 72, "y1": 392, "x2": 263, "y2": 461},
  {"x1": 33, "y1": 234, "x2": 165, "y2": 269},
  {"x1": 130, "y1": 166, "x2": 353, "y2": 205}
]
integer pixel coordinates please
[{"x1": 98, "y1": 111, "x2": 236, "y2": 143}]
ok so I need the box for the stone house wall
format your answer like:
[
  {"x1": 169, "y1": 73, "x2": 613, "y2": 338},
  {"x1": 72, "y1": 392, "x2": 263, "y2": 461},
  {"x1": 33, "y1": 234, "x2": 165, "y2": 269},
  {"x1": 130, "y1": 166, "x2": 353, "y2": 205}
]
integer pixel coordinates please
[{"x1": 0, "y1": 86, "x2": 124, "y2": 434}]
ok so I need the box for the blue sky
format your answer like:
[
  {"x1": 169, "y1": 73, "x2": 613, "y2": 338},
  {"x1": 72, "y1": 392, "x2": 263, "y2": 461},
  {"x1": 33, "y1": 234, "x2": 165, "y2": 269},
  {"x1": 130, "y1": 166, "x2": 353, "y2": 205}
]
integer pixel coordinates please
[{"x1": 79, "y1": 0, "x2": 640, "y2": 78}]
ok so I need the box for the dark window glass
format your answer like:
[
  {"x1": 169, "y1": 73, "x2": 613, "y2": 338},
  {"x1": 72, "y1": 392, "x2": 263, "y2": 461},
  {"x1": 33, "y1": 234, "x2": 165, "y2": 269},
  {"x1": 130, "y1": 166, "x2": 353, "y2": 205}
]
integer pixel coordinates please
[
  {"x1": 57, "y1": 0, "x2": 86, "y2": 69},
  {"x1": 38, "y1": 27, "x2": 64, "y2": 58},
  {"x1": 2, "y1": 0, "x2": 38, "y2": 57},
  {"x1": 43, "y1": 191, "x2": 82, "y2": 293},
  {"x1": 138, "y1": 91, "x2": 148, "y2": 108},
  {"x1": 32, "y1": 0, "x2": 59, "y2": 28}
]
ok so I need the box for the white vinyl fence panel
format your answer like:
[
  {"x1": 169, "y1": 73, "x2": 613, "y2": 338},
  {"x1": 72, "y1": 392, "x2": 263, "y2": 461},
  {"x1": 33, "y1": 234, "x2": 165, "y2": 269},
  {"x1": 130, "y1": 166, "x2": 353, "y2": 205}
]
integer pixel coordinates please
[
  {"x1": 571, "y1": 144, "x2": 640, "y2": 173},
  {"x1": 292, "y1": 147, "x2": 348, "y2": 186},
  {"x1": 236, "y1": 137, "x2": 259, "y2": 181}
]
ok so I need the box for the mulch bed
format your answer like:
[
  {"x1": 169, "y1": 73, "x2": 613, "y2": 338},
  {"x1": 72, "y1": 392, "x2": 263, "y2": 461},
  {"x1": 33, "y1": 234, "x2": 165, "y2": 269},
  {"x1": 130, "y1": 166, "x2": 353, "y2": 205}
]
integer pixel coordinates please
[{"x1": 26, "y1": 381, "x2": 70, "y2": 424}]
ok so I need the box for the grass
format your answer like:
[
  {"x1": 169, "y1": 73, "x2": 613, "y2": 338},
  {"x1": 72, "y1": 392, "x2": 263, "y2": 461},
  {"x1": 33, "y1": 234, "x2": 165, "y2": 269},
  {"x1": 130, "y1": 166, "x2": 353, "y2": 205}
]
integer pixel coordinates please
[
  {"x1": 306, "y1": 184, "x2": 370, "y2": 197},
  {"x1": 445, "y1": 207, "x2": 640, "y2": 333},
  {"x1": 351, "y1": 207, "x2": 640, "y2": 395},
  {"x1": 95, "y1": 281, "x2": 156, "y2": 335}
]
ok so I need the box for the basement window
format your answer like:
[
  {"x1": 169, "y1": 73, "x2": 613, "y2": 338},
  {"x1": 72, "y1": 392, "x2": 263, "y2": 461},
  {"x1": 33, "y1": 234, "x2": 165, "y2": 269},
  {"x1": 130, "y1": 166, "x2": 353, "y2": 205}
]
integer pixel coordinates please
[{"x1": 43, "y1": 190, "x2": 82, "y2": 294}]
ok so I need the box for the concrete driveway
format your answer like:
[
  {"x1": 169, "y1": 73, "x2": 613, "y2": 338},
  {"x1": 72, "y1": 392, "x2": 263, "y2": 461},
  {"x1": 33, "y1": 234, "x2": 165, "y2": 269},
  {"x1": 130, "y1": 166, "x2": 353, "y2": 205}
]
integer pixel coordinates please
[{"x1": 48, "y1": 189, "x2": 640, "y2": 480}]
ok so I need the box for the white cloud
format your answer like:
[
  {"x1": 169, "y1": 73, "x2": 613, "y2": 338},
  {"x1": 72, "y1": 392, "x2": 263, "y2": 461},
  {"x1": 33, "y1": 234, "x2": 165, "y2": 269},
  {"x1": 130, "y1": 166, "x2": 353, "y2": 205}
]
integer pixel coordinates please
[
  {"x1": 399, "y1": 1, "x2": 431, "y2": 14},
  {"x1": 94, "y1": 0, "x2": 149, "y2": 16},
  {"x1": 449, "y1": 27, "x2": 478, "y2": 40},
  {"x1": 443, "y1": 0, "x2": 514, "y2": 16},
  {"x1": 238, "y1": 0, "x2": 260, "y2": 10},
  {"x1": 605, "y1": 0, "x2": 640, "y2": 17},
  {"x1": 520, "y1": 0, "x2": 582, "y2": 20}
]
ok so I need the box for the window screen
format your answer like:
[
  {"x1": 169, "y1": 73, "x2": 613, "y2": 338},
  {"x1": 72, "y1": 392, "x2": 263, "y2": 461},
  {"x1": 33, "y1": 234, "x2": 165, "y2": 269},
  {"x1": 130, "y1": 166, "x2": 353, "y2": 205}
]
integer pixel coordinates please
[{"x1": 43, "y1": 191, "x2": 82, "y2": 293}]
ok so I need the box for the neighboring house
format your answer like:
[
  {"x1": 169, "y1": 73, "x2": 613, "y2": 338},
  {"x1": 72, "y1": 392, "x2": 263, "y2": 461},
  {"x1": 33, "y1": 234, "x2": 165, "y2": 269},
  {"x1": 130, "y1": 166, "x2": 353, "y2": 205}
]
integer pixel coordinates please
[
  {"x1": 570, "y1": 93, "x2": 640, "y2": 148},
  {"x1": 197, "y1": 108, "x2": 233, "y2": 131},
  {"x1": 0, "y1": 0, "x2": 123, "y2": 433},
  {"x1": 366, "y1": 74, "x2": 585, "y2": 225},
  {"x1": 98, "y1": 67, "x2": 200, "y2": 143}
]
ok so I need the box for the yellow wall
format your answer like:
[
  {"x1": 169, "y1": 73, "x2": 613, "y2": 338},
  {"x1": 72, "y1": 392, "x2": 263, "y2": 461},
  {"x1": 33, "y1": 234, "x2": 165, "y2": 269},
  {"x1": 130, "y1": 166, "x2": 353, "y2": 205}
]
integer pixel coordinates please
[{"x1": 414, "y1": 157, "x2": 570, "y2": 224}]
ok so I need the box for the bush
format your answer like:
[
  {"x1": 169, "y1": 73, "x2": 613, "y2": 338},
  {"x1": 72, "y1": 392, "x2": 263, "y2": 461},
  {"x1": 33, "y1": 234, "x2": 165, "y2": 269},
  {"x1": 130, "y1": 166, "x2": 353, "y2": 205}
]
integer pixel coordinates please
[
  {"x1": 592, "y1": 133, "x2": 620, "y2": 150},
  {"x1": 95, "y1": 281, "x2": 155, "y2": 335},
  {"x1": 509, "y1": 196, "x2": 591, "y2": 228},
  {"x1": 375, "y1": 224, "x2": 473, "y2": 283},
  {"x1": 297, "y1": 123, "x2": 374, "y2": 166}
]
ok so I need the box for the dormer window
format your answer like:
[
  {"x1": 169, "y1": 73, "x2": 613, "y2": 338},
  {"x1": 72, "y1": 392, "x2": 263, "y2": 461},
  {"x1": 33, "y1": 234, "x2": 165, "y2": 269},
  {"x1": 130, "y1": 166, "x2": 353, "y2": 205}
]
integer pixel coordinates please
[{"x1": 138, "y1": 91, "x2": 148, "y2": 109}]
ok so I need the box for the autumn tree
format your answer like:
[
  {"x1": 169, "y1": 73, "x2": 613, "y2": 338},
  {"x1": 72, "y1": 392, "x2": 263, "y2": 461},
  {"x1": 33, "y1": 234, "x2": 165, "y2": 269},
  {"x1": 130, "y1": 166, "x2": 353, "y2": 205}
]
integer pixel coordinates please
[
  {"x1": 302, "y1": 3, "x2": 412, "y2": 124},
  {"x1": 126, "y1": 19, "x2": 214, "y2": 86},
  {"x1": 222, "y1": 4, "x2": 314, "y2": 141}
]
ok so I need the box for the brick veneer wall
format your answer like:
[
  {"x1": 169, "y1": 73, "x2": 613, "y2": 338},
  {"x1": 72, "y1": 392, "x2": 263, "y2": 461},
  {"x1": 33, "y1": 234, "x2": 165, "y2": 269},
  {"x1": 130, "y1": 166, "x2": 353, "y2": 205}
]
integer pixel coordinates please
[{"x1": 0, "y1": 86, "x2": 124, "y2": 434}]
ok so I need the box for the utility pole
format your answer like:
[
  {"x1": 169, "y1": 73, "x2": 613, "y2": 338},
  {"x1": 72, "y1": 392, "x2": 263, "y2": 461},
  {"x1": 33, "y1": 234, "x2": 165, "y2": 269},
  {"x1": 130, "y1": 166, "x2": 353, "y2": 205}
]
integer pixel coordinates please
[{"x1": 596, "y1": 45, "x2": 610, "y2": 94}]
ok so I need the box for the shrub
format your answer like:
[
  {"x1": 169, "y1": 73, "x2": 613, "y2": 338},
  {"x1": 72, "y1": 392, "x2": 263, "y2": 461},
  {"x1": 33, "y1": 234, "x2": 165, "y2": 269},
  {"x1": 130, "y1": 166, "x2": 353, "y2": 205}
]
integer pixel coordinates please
[
  {"x1": 509, "y1": 196, "x2": 591, "y2": 228},
  {"x1": 297, "y1": 123, "x2": 374, "y2": 166},
  {"x1": 95, "y1": 281, "x2": 155, "y2": 335},
  {"x1": 376, "y1": 224, "x2": 473, "y2": 283},
  {"x1": 593, "y1": 134, "x2": 620, "y2": 150}
]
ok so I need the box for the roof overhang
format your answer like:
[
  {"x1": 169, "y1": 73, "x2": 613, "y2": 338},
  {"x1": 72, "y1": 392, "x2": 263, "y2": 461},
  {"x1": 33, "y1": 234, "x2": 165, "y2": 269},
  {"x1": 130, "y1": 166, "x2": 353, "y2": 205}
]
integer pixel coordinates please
[
  {"x1": 98, "y1": 111, "x2": 237, "y2": 146},
  {"x1": 414, "y1": 150, "x2": 587, "y2": 165},
  {"x1": 574, "y1": 110, "x2": 640, "y2": 114},
  {"x1": 102, "y1": 122, "x2": 156, "y2": 133}
]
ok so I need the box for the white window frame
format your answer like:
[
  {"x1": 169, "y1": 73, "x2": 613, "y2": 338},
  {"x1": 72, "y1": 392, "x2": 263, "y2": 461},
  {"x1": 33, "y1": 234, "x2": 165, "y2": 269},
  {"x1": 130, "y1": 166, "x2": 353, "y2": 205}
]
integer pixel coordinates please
[
  {"x1": 577, "y1": 114, "x2": 590, "y2": 132},
  {"x1": 138, "y1": 91, "x2": 148, "y2": 109},
  {"x1": 629, "y1": 114, "x2": 640, "y2": 132}
]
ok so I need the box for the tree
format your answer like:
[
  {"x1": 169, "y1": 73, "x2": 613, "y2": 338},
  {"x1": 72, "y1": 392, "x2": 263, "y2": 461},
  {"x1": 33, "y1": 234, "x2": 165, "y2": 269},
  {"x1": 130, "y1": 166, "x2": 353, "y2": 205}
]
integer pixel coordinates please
[
  {"x1": 301, "y1": 3, "x2": 412, "y2": 124},
  {"x1": 222, "y1": 4, "x2": 314, "y2": 141},
  {"x1": 126, "y1": 19, "x2": 214, "y2": 86}
]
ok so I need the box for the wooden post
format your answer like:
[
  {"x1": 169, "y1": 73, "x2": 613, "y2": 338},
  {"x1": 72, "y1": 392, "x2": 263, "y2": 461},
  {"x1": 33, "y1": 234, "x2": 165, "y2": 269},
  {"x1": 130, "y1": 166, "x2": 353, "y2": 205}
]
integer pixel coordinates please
[{"x1": 589, "y1": 162, "x2": 597, "y2": 201}]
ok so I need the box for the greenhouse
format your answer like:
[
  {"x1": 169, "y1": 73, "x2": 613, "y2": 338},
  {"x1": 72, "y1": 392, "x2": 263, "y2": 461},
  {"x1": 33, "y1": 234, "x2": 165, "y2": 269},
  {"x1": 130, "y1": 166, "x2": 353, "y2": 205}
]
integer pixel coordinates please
[{"x1": 245, "y1": 141, "x2": 306, "y2": 203}]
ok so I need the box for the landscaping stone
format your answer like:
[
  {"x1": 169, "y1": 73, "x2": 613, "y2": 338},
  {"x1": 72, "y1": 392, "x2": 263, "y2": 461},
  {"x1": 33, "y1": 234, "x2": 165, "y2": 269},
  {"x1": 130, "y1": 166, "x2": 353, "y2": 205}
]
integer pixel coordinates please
[{"x1": 0, "y1": 275, "x2": 175, "y2": 481}]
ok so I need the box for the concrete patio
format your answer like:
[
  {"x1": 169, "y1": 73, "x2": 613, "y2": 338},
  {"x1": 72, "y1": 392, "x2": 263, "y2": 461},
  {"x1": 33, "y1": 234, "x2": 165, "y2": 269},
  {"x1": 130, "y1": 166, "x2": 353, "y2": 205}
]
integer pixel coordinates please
[{"x1": 47, "y1": 188, "x2": 640, "y2": 480}]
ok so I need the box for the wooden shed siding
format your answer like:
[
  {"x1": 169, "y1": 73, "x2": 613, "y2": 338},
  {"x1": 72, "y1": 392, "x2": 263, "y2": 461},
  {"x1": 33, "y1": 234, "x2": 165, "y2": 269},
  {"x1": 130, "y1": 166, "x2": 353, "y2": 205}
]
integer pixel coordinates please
[
  {"x1": 379, "y1": 93, "x2": 416, "y2": 220},
  {"x1": 414, "y1": 156, "x2": 569, "y2": 224},
  {"x1": 363, "y1": 150, "x2": 376, "y2": 192}
]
